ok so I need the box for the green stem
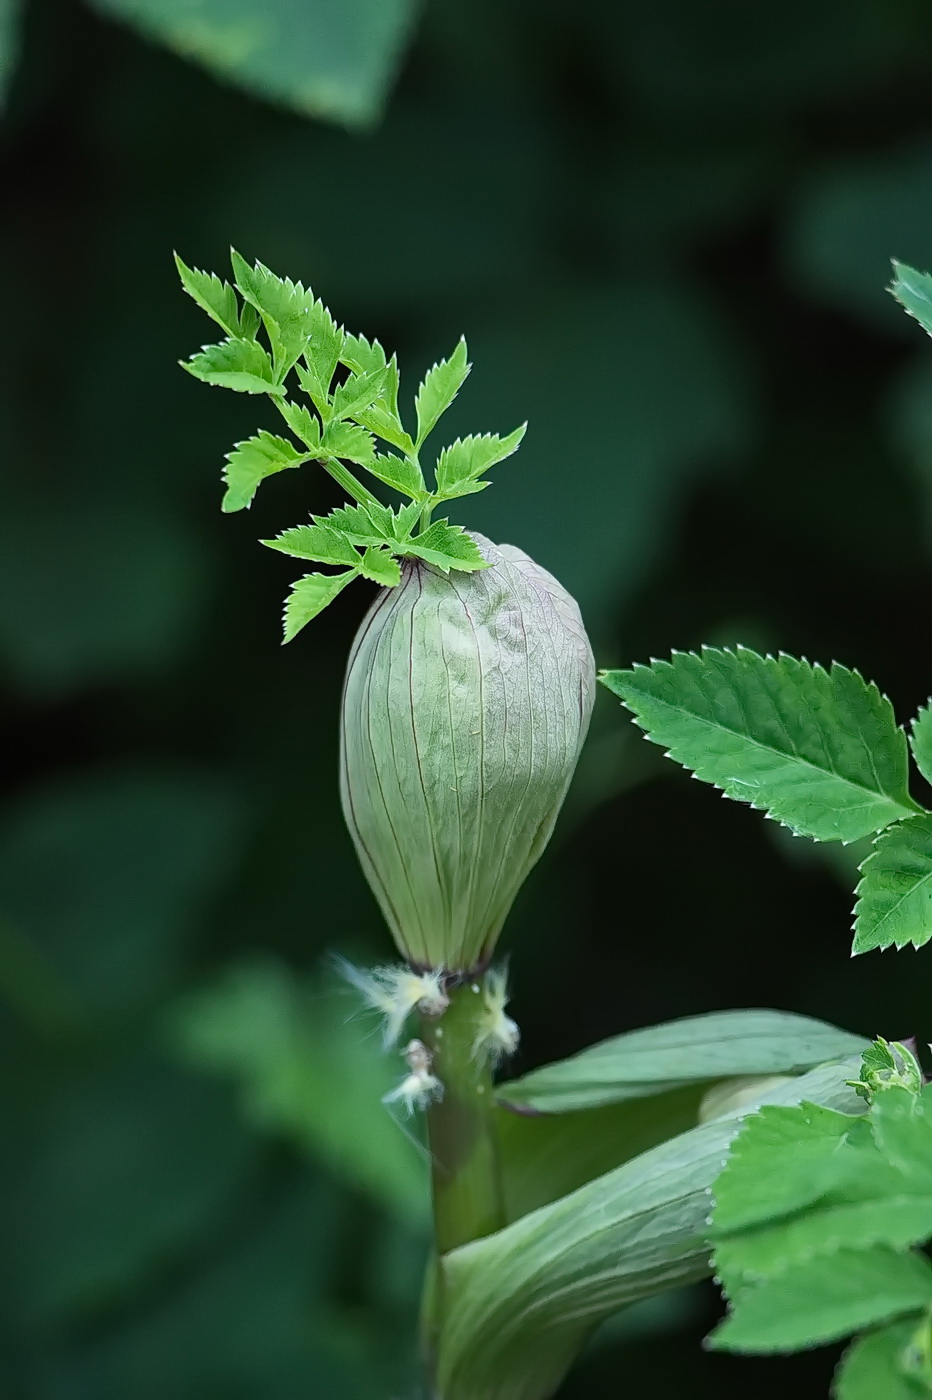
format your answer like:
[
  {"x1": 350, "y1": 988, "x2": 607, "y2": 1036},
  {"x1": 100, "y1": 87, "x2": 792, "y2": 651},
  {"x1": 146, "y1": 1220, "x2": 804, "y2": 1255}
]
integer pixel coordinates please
[
  {"x1": 318, "y1": 455, "x2": 382, "y2": 511},
  {"x1": 420, "y1": 979, "x2": 505, "y2": 1255}
]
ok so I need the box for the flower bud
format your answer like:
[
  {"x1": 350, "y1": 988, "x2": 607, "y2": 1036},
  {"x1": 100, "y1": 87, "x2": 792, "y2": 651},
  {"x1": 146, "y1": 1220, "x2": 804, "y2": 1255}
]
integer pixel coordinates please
[{"x1": 339, "y1": 533, "x2": 595, "y2": 971}]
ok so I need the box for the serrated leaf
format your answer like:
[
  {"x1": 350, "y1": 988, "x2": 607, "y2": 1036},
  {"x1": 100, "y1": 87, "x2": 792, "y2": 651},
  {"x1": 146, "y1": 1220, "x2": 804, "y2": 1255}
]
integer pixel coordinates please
[
  {"x1": 601, "y1": 648, "x2": 917, "y2": 843},
  {"x1": 261, "y1": 525, "x2": 360, "y2": 567},
  {"x1": 891, "y1": 261, "x2": 932, "y2": 340},
  {"x1": 222, "y1": 431, "x2": 307, "y2": 512},
  {"x1": 353, "y1": 398, "x2": 414, "y2": 453},
  {"x1": 182, "y1": 337, "x2": 280, "y2": 395},
  {"x1": 392, "y1": 500, "x2": 422, "y2": 539},
  {"x1": 404, "y1": 521, "x2": 487, "y2": 573},
  {"x1": 709, "y1": 1247, "x2": 932, "y2": 1354},
  {"x1": 835, "y1": 1318, "x2": 931, "y2": 1400},
  {"x1": 299, "y1": 302, "x2": 344, "y2": 410},
  {"x1": 498, "y1": 1009, "x2": 868, "y2": 1115},
  {"x1": 366, "y1": 453, "x2": 425, "y2": 498},
  {"x1": 277, "y1": 400, "x2": 322, "y2": 451},
  {"x1": 358, "y1": 548, "x2": 401, "y2": 587},
  {"x1": 330, "y1": 365, "x2": 392, "y2": 422},
  {"x1": 434, "y1": 426, "x2": 526, "y2": 500},
  {"x1": 282, "y1": 570, "x2": 357, "y2": 642},
  {"x1": 313, "y1": 503, "x2": 391, "y2": 547},
  {"x1": 415, "y1": 337, "x2": 470, "y2": 448},
  {"x1": 341, "y1": 332, "x2": 388, "y2": 374},
  {"x1": 175, "y1": 253, "x2": 244, "y2": 338},
  {"x1": 436, "y1": 1062, "x2": 864, "y2": 1400},
  {"x1": 716, "y1": 1198, "x2": 932, "y2": 1302},
  {"x1": 712, "y1": 1103, "x2": 858, "y2": 1235},
  {"x1": 854, "y1": 815, "x2": 932, "y2": 953},
  {"x1": 320, "y1": 419, "x2": 376, "y2": 465},
  {"x1": 910, "y1": 703, "x2": 932, "y2": 787},
  {"x1": 230, "y1": 250, "x2": 316, "y2": 374}
]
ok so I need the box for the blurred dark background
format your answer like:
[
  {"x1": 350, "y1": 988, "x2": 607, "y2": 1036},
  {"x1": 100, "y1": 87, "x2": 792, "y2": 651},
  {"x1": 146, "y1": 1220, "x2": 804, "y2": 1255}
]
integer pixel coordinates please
[{"x1": 4, "y1": 0, "x2": 932, "y2": 1395}]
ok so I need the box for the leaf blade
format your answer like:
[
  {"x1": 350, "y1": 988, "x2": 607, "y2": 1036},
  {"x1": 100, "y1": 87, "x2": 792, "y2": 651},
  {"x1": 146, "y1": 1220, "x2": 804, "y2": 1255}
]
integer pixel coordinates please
[
  {"x1": 853, "y1": 814, "x2": 932, "y2": 953},
  {"x1": 415, "y1": 337, "x2": 469, "y2": 448},
  {"x1": 709, "y1": 1247, "x2": 932, "y2": 1354},
  {"x1": 404, "y1": 521, "x2": 488, "y2": 573},
  {"x1": 222, "y1": 431, "x2": 307, "y2": 512},
  {"x1": 282, "y1": 570, "x2": 357, "y2": 642},
  {"x1": 181, "y1": 337, "x2": 281, "y2": 395},
  {"x1": 601, "y1": 648, "x2": 916, "y2": 843}
]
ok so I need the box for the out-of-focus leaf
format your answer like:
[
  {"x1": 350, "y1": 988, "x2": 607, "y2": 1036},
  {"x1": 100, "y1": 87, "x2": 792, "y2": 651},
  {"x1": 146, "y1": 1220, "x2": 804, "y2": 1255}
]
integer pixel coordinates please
[
  {"x1": 0, "y1": 0, "x2": 21, "y2": 105},
  {"x1": 51, "y1": 1180, "x2": 393, "y2": 1400},
  {"x1": 605, "y1": 0, "x2": 898, "y2": 119},
  {"x1": 784, "y1": 141, "x2": 932, "y2": 334},
  {"x1": 0, "y1": 769, "x2": 243, "y2": 1014},
  {"x1": 0, "y1": 495, "x2": 207, "y2": 697},
  {"x1": 441, "y1": 277, "x2": 753, "y2": 626},
  {"x1": 9, "y1": 1058, "x2": 257, "y2": 1321},
  {"x1": 835, "y1": 1319, "x2": 928, "y2": 1400},
  {"x1": 436, "y1": 1064, "x2": 864, "y2": 1400},
  {"x1": 497, "y1": 1008, "x2": 868, "y2": 1114},
  {"x1": 87, "y1": 0, "x2": 420, "y2": 128},
  {"x1": 169, "y1": 958, "x2": 429, "y2": 1222}
]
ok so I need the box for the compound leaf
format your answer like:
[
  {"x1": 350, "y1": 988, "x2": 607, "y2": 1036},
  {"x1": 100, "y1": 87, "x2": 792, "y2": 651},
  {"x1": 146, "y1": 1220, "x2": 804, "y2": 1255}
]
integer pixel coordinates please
[
  {"x1": 853, "y1": 815, "x2": 932, "y2": 953},
  {"x1": 709, "y1": 1247, "x2": 932, "y2": 1354},
  {"x1": 601, "y1": 648, "x2": 917, "y2": 843},
  {"x1": 404, "y1": 520, "x2": 487, "y2": 573},
  {"x1": 182, "y1": 337, "x2": 280, "y2": 395},
  {"x1": 435, "y1": 426, "x2": 526, "y2": 500},
  {"x1": 261, "y1": 525, "x2": 360, "y2": 567},
  {"x1": 222, "y1": 431, "x2": 307, "y2": 512},
  {"x1": 910, "y1": 702, "x2": 932, "y2": 787},
  {"x1": 282, "y1": 570, "x2": 357, "y2": 642},
  {"x1": 415, "y1": 337, "x2": 469, "y2": 448}
]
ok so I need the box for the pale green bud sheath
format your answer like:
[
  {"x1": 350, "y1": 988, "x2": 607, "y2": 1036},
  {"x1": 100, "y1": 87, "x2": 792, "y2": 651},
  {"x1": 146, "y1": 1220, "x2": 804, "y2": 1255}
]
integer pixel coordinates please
[{"x1": 339, "y1": 533, "x2": 595, "y2": 973}]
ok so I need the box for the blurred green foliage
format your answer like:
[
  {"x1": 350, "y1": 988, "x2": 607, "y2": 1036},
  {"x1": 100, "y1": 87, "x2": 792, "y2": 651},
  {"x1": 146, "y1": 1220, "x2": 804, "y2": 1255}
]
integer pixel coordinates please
[{"x1": 5, "y1": 0, "x2": 932, "y2": 1396}]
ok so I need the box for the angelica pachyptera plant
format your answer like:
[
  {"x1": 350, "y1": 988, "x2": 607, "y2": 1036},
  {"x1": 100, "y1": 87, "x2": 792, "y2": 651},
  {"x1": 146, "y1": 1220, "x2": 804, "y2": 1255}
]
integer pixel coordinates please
[{"x1": 179, "y1": 250, "x2": 895, "y2": 1400}]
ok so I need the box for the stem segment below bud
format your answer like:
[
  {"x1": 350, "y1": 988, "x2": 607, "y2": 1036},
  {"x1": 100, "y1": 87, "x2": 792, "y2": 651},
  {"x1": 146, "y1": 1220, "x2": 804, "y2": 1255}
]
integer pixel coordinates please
[{"x1": 420, "y1": 979, "x2": 506, "y2": 1257}]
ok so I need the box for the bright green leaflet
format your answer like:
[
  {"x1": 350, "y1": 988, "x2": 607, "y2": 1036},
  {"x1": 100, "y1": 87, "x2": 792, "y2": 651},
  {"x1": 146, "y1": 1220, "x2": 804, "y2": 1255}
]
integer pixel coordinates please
[
  {"x1": 497, "y1": 1008, "x2": 868, "y2": 1114},
  {"x1": 854, "y1": 814, "x2": 932, "y2": 952},
  {"x1": 87, "y1": 0, "x2": 419, "y2": 128},
  {"x1": 601, "y1": 647, "x2": 920, "y2": 842}
]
